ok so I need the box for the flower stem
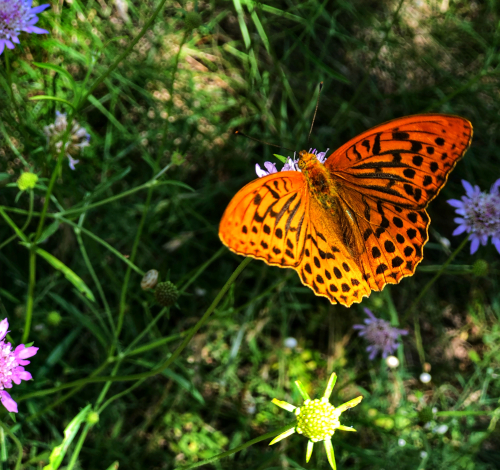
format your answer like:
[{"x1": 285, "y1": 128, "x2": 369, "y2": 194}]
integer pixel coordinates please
[
  {"x1": 176, "y1": 423, "x2": 295, "y2": 470},
  {"x1": 18, "y1": 256, "x2": 252, "y2": 399},
  {"x1": 0, "y1": 421, "x2": 22, "y2": 470},
  {"x1": 403, "y1": 236, "x2": 469, "y2": 322},
  {"x1": 404, "y1": 236, "x2": 469, "y2": 367},
  {"x1": 78, "y1": 0, "x2": 171, "y2": 109}
]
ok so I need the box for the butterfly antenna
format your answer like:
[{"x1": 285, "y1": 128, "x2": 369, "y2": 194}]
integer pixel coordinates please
[
  {"x1": 234, "y1": 130, "x2": 295, "y2": 153},
  {"x1": 307, "y1": 81, "x2": 323, "y2": 144}
]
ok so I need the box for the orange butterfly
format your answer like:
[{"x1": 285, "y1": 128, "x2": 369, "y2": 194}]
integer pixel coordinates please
[{"x1": 219, "y1": 114, "x2": 473, "y2": 307}]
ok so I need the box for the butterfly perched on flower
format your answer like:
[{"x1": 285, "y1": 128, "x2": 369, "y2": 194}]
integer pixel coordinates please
[{"x1": 219, "y1": 114, "x2": 473, "y2": 307}]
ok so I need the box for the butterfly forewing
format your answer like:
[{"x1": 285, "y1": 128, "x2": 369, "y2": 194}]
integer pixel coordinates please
[
  {"x1": 219, "y1": 172, "x2": 310, "y2": 267},
  {"x1": 326, "y1": 114, "x2": 473, "y2": 209}
]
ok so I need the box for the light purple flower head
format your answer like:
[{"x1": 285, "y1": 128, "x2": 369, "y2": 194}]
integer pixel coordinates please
[
  {"x1": 447, "y1": 179, "x2": 500, "y2": 254},
  {"x1": 0, "y1": 0, "x2": 50, "y2": 55},
  {"x1": 0, "y1": 318, "x2": 38, "y2": 413},
  {"x1": 255, "y1": 148, "x2": 329, "y2": 178},
  {"x1": 43, "y1": 111, "x2": 91, "y2": 170},
  {"x1": 353, "y1": 308, "x2": 408, "y2": 360}
]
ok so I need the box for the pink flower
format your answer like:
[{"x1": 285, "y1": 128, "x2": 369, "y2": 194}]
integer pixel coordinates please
[
  {"x1": 0, "y1": 318, "x2": 38, "y2": 413},
  {"x1": 0, "y1": 0, "x2": 50, "y2": 55}
]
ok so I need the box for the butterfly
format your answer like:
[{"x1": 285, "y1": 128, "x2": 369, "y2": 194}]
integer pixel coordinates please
[{"x1": 219, "y1": 114, "x2": 473, "y2": 307}]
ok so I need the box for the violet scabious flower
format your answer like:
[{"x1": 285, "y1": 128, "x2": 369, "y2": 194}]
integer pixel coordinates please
[
  {"x1": 0, "y1": 0, "x2": 50, "y2": 55},
  {"x1": 0, "y1": 318, "x2": 38, "y2": 413},
  {"x1": 447, "y1": 179, "x2": 500, "y2": 254},
  {"x1": 255, "y1": 148, "x2": 329, "y2": 178},
  {"x1": 353, "y1": 308, "x2": 408, "y2": 360},
  {"x1": 43, "y1": 111, "x2": 90, "y2": 170}
]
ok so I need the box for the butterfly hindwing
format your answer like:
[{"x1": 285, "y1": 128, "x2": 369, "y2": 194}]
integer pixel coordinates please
[
  {"x1": 337, "y1": 188, "x2": 428, "y2": 291},
  {"x1": 297, "y1": 200, "x2": 371, "y2": 306}
]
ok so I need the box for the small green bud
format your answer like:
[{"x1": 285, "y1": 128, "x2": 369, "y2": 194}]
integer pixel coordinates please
[
  {"x1": 418, "y1": 406, "x2": 433, "y2": 423},
  {"x1": 155, "y1": 281, "x2": 179, "y2": 307},
  {"x1": 472, "y1": 259, "x2": 488, "y2": 277},
  {"x1": 47, "y1": 311, "x2": 62, "y2": 326},
  {"x1": 86, "y1": 411, "x2": 99, "y2": 425},
  {"x1": 171, "y1": 151, "x2": 185, "y2": 166},
  {"x1": 17, "y1": 172, "x2": 38, "y2": 191},
  {"x1": 184, "y1": 11, "x2": 202, "y2": 31}
]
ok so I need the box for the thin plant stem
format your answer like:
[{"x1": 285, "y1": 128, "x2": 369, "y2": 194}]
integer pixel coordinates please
[
  {"x1": 25, "y1": 360, "x2": 111, "y2": 423},
  {"x1": 403, "y1": 236, "x2": 469, "y2": 322},
  {"x1": 329, "y1": 0, "x2": 405, "y2": 130},
  {"x1": 57, "y1": 179, "x2": 173, "y2": 217},
  {"x1": 178, "y1": 246, "x2": 226, "y2": 293},
  {"x1": 2, "y1": 50, "x2": 28, "y2": 143},
  {"x1": 0, "y1": 189, "x2": 34, "y2": 251},
  {"x1": 66, "y1": 423, "x2": 91, "y2": 470},
  {"x1": 75, "y1": 214, "x2": 115, "y2": 335},
  {"x1": 18, "y1": 257, "x2": 253, "y2": 400},
  {"x1": 160, "y1": 30, "x2": 189, "y2": 156},
  {"x1": 22, "y1": 249, "x2": 36, "y2": 343},
  {"x1": 79, "y1": 0, "x2": 172, "y2": 109},
  {"x1": 115, "y1": 185, "x2": 154, "y2": 341},
  {"x1": 0, "y1": 421, "x2": 22, "y2": 470},
  {"x1": 176, "y1": 423, "x2": 295, "y2": 470},
  {"x1": 59, "y1": 216, "x2": 144, "y2": 275}
]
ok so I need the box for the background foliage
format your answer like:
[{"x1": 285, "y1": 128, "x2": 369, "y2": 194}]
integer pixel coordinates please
[{"x1": 1, "y1": 0, "x2": 500, "y2": 469}]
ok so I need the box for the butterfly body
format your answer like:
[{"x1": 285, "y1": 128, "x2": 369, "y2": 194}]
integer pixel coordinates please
[{"x1": 220, "y1": 114, "x2": 473, "y2": 307}]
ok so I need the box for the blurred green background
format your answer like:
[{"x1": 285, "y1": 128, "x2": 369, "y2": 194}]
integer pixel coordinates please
[{"x1": 1, "y1": 0, "x2": 500, "y2": 469}]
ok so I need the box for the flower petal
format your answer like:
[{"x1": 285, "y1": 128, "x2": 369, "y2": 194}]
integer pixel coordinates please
[{"x1": 0, "y1": 391, "x2": 18, "y2": 413}]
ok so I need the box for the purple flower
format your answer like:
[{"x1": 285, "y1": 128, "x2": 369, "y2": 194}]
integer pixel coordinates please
[
  {"x1": 353, "y1": 308, "x2": 408, "y2": 360},
  {"x1": 255, "y1": 148, "x2": 329, "y2": 178},
  {"x1": 447, "y1": 179, "x2": 500, "y2": 254},
  {"x1": 43, "y1": 112, "x2": 91, "y2": 170},
  {"x1": 0, "y1": 318, "x2": 38, "y2": 413},
  {"x1": 0, "y1": 0, "x2": 50, "y2": 55}
]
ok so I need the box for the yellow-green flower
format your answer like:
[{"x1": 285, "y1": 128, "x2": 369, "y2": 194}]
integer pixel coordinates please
[
  {"x1": 270, "y1": 372, "x2": 362, "y2": 470},
  {"x1": 17, "y1": 172, "x2": 38, "y2": 191}
]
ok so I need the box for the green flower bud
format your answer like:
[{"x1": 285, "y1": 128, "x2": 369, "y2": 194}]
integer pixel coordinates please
[
  {"x1": 17, "y1": 172, "x2": 38, "y2": 191},
  {"x1": 171, "y1": 151, "x2": 185, "y2": 166},
  {"x1": 472, "y1": 259, "x2": 488, "y2": 277},
  {"x1": 184, "y1": 11, "x2": 202, "y2": 31},
  {"x1": 86, "y1": 411, "x2": 99, "y2": 425},
  {"x1": 155, "y1": 281, "x2": 179, "y2": 307},
  {"x1": 47, "y1": 311, "x2": 62, "y2": 326},
  {"x1": 418, "y1": 406, "x2": 433, "y2": 423}
]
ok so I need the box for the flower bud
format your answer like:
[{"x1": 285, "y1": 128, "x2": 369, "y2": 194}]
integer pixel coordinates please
[
  {"x1": 418, "y1": 406, "x2": 433, "y2": 423},
  {"x1": 17, "y1": 172, "x2": 38, "y2": 191},
  {"x1": 184, "y1": 11, "x2": 202, "y2": 31},
  {"x1": 155, "y1": 281, "x2": 179, "y2": 307},
  {"x1": 47, "y1": 311, "x2": 62, "y2": 326},
  {"x1": 86, "y1": 411, "x2": 99, "y2": 425},
  {"x1": 472, "y1": 259, "x2": 488, "y2": 277}
]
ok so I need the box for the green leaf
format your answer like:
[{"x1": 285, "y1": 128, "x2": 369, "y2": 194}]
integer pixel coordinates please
[
  {"x1": 0, "y1": 173, "x2": 10, "y2": 182},
  {"x1": 33, "y1": 247, "x2": 95, "y2": 302},
  {"x1": 43, "y1": 404, "x2": 91, "y2": 470},
  {"x1": 32, "y1": 62, "x2": 77, "y2": 91},
  {"x1": 38, "y1": 220, "x2": 61, "y2": 244},
  {"x1": 273, "y1": 154, "x2": 287, "y2": 164},
  {"x1": 28, "y1": 95, "x2": 76, "y2": 110}
]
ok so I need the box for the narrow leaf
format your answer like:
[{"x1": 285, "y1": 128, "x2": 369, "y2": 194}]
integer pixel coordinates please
[
  {"x1": 43, "y1": 404, "x2": 91, "y2": 470},
  {"x1": 34, "y1": 247, "x2": 95, "y2": 302}
]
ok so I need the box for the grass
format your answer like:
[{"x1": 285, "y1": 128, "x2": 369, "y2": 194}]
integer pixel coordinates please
[{"x1": 0, "y1": 0, "x2": 500, "y2": 469}]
